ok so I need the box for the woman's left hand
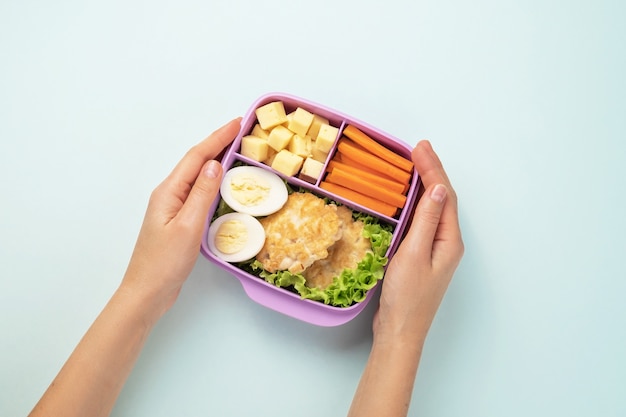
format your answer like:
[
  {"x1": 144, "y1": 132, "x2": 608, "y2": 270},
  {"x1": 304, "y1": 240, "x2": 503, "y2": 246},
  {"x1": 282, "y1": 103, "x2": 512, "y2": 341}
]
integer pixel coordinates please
[{"x1": 121, "y1": 118, "x2": 241, "y2": 316}]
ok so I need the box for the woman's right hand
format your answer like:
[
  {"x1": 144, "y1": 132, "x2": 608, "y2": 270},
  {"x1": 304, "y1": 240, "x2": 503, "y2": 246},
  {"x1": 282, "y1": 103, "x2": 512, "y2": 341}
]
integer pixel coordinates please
[{"x1": 373, "y1": 140, "x2": 464, "y2": 345}]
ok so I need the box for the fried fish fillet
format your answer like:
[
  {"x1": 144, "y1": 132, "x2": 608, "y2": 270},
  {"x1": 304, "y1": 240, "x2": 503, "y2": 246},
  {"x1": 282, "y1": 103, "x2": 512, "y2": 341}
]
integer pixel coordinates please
[{"x1": 257, "y1": 192, "x2": 343, "y2": 274}]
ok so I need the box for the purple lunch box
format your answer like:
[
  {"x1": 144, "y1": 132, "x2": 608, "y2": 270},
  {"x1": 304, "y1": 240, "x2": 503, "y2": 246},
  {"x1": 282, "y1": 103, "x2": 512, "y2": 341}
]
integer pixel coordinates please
[{"x1": 200, "y1": 92, "x2": 421, "y2": 326}]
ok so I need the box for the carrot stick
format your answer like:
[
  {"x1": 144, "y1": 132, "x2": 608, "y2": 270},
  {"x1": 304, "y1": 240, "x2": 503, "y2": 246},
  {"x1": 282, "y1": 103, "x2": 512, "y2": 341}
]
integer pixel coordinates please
[
  {"x1": 329, "y1": 159, "x2": 410, "y2": 194},
  {"x1": 327, "y1": 160, "x2": 407, "y2": 195},
  {"x1": 326, "y1": 168, "x2": 407, "y2": 209},
  {"x1": 337, "y1": 139, "x2": 412, "y2": 185},
  {"x1": 320, "y1": 181, "x2": 397, "y2": 217},
  {"x1": 343, "y1": 125, "x2": 414, "y2": 172},
  {"x1": 335, "y1": 153, "x2": 395, "y2": 180}
]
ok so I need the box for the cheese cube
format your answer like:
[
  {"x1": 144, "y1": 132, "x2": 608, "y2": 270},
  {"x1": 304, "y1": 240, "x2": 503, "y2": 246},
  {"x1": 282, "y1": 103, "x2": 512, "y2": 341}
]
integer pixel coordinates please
[
  {"x1": 287, "y1": 107, "x2": 314, "y2": 136},
  {"x1": 255, "y1": 101, "x2": 288, "y2": 130},
  {"x1": 267, "y1": 125, "x2": 294, "y2": 152},
  {"x1": 315, "y1": 123, "x2": 338, "y2": 153},
  {"x1": 310, "y1": 146, "x2": 329, "y2": 163},
  {"x1": 240, "y1": 135, "x2": 269, "y2": 162},
  {"x1": 251, "y1": 123, "x2": 270, "y2": 139},
  {"x1": 271, "y1": 150, "x2": 304, "y2": 177},
  {"x1": 306, "y1": 114, "x2": 329, "y2": 139},
  {"x1": 288, "y1": 134, "x2": 311, "y2": 158},
  {"x1": 298, "y1": 157, "x2": 325, "y2": 184},
  {"x1": 264, "y1": 147, "x2": 278, "y2": 166},
  {"x1": 282, "y1": 111, "x2": 294, "y2": 128}
]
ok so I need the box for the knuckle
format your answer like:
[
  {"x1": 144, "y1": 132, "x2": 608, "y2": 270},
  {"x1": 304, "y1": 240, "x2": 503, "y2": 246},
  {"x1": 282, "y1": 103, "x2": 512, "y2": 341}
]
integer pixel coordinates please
[
  {"x1": 174, "y1": 216, "x2": 196, "y2": 235},
  {"x1": 148, "y1": 184, "x2": 165, "y2": 205},
  {"x1": 186, "y1": 144, "x2": 202, "y2": 159},
  {"x1": 418, "y1": 208, "x2": 442, "y2": 226},
  {"x1": 450, "y1": 237, "x2": 465, "y2": 262},
  {"x1": 456, "y1": 238, "x2": 465, "y2": 259},
  {"x1": 193, "y1": 177, "x2": 217, "y2": 196}
]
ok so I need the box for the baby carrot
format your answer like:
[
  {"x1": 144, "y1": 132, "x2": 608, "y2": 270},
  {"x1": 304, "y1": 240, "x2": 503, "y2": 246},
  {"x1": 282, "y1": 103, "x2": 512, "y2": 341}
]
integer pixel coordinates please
[
  {"x1": 337, "y1": 139, "x2": 412, "y2": 185},
  {"x1": 327, "y1": 160, "x2": 407, "y2": 195},
  {"x1": 326, "y1": 168, "x2": 407, "y2": 209},
  {"x1": 320, "y1": 181, "x2": 397, "y2": 217},
  {"x1": 343, "y1": 125, "x2": 414, "y2": 173}
]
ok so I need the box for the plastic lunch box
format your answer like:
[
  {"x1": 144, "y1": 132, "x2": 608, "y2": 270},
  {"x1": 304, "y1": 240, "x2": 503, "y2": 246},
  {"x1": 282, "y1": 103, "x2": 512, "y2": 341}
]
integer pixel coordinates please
[{"x1": 200, "y1": 92, "x2": 421, "y2": 326}]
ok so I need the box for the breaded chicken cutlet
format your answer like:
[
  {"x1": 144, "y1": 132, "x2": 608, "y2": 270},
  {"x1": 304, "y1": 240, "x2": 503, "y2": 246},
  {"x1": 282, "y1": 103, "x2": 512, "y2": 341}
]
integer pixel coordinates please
[
  {"x1": 303, "y1": 205, "x2": 370, "y2": 289},
  {"x1": 256, "y1": 192, "x2": 371, "y2": 288},
  {"x1": 257, "y1": 192, "x2": 342, "y2": 274}
]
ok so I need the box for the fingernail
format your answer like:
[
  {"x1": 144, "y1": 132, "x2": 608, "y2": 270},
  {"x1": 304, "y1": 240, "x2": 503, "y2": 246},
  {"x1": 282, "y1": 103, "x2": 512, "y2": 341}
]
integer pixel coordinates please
[
  {"x1": 205, "y1": 160, "x2": 221, "y2": 178},
  {"x1": 430, "y1": 184, "x2": 447, "y2": 203}
]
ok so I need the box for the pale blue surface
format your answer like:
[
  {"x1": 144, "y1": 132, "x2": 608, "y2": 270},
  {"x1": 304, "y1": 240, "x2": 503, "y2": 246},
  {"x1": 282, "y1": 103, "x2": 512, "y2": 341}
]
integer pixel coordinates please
[{"x1": 1, "y1": 1, "x2": 625, "y2": 416}]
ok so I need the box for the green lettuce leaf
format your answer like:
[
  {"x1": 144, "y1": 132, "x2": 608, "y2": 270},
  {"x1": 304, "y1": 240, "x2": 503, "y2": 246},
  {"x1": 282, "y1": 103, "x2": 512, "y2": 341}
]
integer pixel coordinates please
[{"x1": 242, "y1": 212, "x2": 393, "y2": 308}]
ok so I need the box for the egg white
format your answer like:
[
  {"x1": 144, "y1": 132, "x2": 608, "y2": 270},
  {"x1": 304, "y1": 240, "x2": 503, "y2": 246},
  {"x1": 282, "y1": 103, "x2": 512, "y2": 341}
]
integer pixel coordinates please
[
  {"x1": 220, "y1": 165, "x2": 288, "y2": 216},
  {"x1": 207, "y1": 212, "x2": 266, "y2": 263}
]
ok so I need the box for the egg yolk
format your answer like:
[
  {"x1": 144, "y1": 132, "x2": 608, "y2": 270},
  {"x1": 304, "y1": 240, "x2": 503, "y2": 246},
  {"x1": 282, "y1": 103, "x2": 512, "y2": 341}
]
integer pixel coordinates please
[
  {"x1": 214, "y1": 220, "x2": 248, "y2": 254},
  {"x1": 229, "y1": 174, "x2": 270, "y2": 207}
]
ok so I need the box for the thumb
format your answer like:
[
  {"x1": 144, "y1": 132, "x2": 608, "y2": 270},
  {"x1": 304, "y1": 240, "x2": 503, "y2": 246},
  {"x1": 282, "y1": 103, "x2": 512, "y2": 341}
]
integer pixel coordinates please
[
  {"x1": 398, "y1": 183, "x2": 447, "y2": 264},
  {"x1": 177, "y1": 160, "x2": 223, "y2": 228}
]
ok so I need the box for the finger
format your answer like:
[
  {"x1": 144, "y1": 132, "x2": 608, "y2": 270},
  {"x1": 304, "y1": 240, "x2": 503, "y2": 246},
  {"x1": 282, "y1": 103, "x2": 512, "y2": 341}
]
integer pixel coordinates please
[
  {"x1": 413, "y1": 140, "x2": 459, "y2": 211},
  {"x1": 167, "y1": 117, "x2": 241, "y2": 189},
  {"x1": 175, "y1": 159, "x2": 223, "y2": 232},
  {"x1": 411, "y1": 141, "x2": 463, "y2": 249},
  {"x1": 412, "y1": 140, "x2": 452, "y2": 194},
  {"x1": 416, "y1": 140, "x2": 451, "y2": 184},
  {"x1": 396, "y1": 183, "x2": 447, "y2": 265}
]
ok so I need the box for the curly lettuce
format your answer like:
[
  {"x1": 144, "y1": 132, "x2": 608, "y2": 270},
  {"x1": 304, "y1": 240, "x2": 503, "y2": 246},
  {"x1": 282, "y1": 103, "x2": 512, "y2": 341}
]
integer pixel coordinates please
[{"x1": 241, "y1": 211, "x2": 393, "y2": 308}]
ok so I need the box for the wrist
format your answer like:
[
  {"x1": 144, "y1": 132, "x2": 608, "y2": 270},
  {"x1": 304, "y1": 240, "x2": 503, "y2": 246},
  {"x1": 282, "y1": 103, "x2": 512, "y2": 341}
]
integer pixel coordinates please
[
  {"x1": 115, "y1": 277, "x2": 177, "y2": 328},
  {"x1": 372, "y1": 330, "x2": 426, "y2": 357},
  {"x1": 349, "y1": 328, "x2": 425, "y2": 417},
  {"x1": 373, "y1": 313, "x2": 432, "y2": 352}
]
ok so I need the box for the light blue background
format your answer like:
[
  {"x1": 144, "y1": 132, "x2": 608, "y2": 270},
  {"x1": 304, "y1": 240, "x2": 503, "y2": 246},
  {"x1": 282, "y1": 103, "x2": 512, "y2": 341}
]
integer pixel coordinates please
[{"x1": 1, "y1": 1, "x2": 625, "y2": 416}]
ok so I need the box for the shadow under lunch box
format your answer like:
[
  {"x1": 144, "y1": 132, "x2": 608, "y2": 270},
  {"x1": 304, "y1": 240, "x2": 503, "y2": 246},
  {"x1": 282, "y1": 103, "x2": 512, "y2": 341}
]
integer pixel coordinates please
[{"x1": 200, "y1": 92, "x2": 421, "y2": 326}]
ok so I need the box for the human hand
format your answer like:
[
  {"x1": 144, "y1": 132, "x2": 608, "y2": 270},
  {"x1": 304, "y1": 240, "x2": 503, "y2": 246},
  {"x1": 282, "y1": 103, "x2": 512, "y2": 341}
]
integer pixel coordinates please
[
  {"x1": 27, "y1": 119, "x2": 241, "y2": 417},
  {"x1": 347, "y1": 140, "x2": 463, "y2": 417},
  {"x1": 373, "y1": 140, "x2": 464, "y2": 345},
  {"x1": 120, "y1": 118, "x2": 241, "y2": 318}
]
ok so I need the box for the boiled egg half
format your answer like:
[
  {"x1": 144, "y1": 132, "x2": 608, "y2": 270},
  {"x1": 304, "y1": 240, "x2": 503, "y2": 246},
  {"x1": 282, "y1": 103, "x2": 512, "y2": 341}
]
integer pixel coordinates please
[
  {"x1": 220, "y1": 166, "x2": 288, "y2": 216},
  {"x1": 207, "y1": 212, "x2": 266, "y2": 263}
]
